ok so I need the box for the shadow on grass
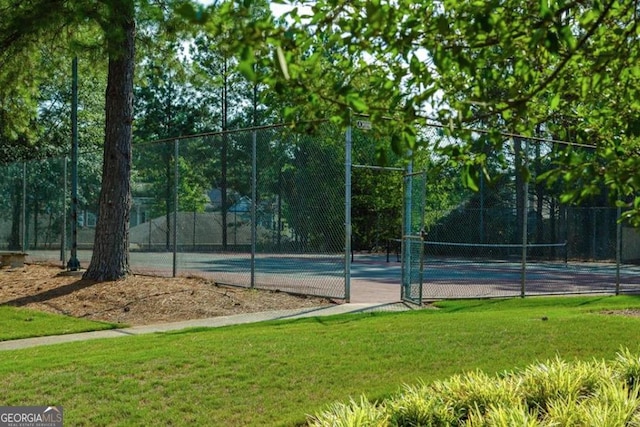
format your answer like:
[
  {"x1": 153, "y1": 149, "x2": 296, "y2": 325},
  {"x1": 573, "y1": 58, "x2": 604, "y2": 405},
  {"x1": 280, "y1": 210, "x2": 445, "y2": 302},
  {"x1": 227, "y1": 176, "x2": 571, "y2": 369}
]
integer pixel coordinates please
[{"x1": 436, "y1": 298, "x2": 508, "y2": 313}]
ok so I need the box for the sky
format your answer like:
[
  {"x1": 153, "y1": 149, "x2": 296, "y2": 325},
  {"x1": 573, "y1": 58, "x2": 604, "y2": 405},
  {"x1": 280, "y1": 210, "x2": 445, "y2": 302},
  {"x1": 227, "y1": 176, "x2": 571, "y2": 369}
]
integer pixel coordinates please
[{"x1": 195, "y1": 0, "x2": 307, "y2": 18}]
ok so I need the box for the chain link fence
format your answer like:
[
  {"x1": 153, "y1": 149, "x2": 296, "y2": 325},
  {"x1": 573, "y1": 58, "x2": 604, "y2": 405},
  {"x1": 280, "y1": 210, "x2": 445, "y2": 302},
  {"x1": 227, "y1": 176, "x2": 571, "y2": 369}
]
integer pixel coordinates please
[
  {"x1": 2, "y1": 124, "x2": 346, "y2": 299},
  {"x1": 2, "y1": 123, "x2": 640, "y2": 302},
  {"x1": 411, "y1": 129, "x2": 640, "y2": 299}
]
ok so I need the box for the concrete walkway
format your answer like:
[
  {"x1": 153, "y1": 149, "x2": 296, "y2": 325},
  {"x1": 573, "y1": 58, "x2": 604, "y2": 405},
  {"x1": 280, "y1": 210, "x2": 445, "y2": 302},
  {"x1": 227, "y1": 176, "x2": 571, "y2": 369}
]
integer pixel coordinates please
[{"x1": 0, "y1": 302, "x2": 415, "y2": 351}]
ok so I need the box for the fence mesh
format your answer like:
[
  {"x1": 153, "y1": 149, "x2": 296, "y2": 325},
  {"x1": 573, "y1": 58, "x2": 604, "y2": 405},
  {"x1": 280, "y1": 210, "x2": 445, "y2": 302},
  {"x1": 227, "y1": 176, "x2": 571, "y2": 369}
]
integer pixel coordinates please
[
  {"x1": 3, "y1": 123, "x2": 640, "y2": 302},
  {"x1": 414, "y1": 130, "x2": 640, "y2": 299},
  {"x1": 5, "y1": 124, "x2": 346, "y2": 299}
]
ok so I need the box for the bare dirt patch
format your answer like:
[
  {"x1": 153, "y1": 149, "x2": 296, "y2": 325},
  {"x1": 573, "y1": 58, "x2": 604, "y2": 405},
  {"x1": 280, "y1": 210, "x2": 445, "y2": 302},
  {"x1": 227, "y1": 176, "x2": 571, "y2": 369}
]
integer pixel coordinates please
[
  {"x1": 0, "y1": 263, "x2": 334, "y2": 326},
  {"x1": 600, "y1": 309, "x2": 640, "y2": 318}
]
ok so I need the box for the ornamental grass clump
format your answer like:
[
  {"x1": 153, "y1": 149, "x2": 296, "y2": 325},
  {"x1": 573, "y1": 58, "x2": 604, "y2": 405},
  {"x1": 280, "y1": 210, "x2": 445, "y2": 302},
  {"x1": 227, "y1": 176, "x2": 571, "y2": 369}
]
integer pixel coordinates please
[
  {"x1": 614, "y1": 347, "x2": 640, "y2": 390},
  {"x1": 463, "y1": 401, "x2": 541, "y2": 427},
  {"x1": 516, "y1": 357, "x2": 607, "y2": 413},
  {"x1": 385, "y1": 371, "x2": 523, "y2": 426},
  {"x1": 306, "y1": 395, "x2": 388, "y2": 427},
  {"x1": 308, "y1": 350, "x2": 640, "y2": 426},
  {"x1": 428, "y1": 370, "x2": 521, "y2": 421},
  {"x1": 575, "y1": 377, "x2": 640, "y2": 426},
  {"x1": 385, "y1": 382, "x2": 457, "y2": 426}
]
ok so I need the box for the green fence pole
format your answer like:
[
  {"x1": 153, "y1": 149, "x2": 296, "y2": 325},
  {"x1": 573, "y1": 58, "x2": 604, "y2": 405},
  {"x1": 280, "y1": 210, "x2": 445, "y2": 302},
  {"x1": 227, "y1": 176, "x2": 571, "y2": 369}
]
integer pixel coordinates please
[
  {"x1": 67, "y1": 57, "x2": 80, "y2": 271},
  {"x1": 251, "y1": 128, "x2": 257, "y2": 289},
  {"x1": 60, "y1": 157, "x2": 67, "y2": 266},
  {"x1": 344, "y1": 118, "x2": 352, "y2": 302},
  {"x1": 22, "y1": 162, "x2": 26, "y2": 252},
  {"x1": 173, "y1": 139, "x2": 179, "y2": 278},
  {"x1": 616, "y1": 206, "x2": 621, "y2": 295}
]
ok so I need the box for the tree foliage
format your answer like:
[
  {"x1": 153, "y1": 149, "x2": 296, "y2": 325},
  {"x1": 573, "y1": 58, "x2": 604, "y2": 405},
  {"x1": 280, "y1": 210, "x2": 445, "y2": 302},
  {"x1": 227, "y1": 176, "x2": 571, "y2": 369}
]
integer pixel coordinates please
[{"x1": 186, "y1": 0, "x2": 640, "y2": 225}]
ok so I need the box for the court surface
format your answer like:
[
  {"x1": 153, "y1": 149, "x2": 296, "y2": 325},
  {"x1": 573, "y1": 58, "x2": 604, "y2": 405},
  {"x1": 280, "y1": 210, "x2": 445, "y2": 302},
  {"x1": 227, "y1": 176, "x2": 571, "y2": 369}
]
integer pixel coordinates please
[{"x1": 27, "y1": 250, "x2": 640, "y2": 303}]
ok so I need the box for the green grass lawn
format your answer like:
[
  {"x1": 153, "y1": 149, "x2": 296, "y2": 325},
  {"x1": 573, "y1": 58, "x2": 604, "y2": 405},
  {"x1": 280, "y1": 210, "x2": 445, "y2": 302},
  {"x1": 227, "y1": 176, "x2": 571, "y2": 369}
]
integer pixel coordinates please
[
  {"x1": 0, "y1": 306, "x2": 120, "y2": 341},
  {"x1": 1, "y1": 295, "x2": 640, "y2": 426}
]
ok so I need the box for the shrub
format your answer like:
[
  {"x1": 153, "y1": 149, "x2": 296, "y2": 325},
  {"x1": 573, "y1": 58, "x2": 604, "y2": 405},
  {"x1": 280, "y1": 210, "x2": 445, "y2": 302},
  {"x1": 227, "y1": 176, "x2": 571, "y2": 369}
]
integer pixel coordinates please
[
  {"x1": 307, "y1": 396, "x2": 388, "y2": 427},
  {"x1": 308, "y1": 350, "x2": 640, "y2": 426}
]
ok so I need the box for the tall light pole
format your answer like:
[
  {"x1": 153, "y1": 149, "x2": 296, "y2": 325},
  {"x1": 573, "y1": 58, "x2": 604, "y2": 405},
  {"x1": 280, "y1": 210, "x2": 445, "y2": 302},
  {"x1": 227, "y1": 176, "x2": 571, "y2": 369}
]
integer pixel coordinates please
[{"x1": 67, "y1": 57, "x2": 81, "y2": 271}]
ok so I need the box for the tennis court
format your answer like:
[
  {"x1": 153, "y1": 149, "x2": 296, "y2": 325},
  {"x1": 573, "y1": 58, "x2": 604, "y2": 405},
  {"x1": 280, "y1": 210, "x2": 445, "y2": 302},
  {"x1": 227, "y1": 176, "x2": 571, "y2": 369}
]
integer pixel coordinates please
[
  {"x1": 358, "y1": 252, "x2": 640, "y2": 301},
  {"x1": 421, "y1": 258, "x2": 640, "y2": 298},
  {"x1": 24, "y1": 249, "x2": 640, "y2": 303}
]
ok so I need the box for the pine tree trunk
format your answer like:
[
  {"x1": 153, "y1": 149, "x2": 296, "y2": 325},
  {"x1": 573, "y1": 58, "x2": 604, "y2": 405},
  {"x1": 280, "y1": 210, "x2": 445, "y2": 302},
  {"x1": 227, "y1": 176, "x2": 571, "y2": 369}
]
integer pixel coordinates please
[{"x1": 83, "y1": 4, "x2": 135, "y2": 281}]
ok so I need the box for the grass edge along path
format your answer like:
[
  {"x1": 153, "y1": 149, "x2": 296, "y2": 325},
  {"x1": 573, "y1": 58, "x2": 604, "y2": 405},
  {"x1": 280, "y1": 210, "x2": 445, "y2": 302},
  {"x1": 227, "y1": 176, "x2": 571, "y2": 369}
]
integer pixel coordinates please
[
  {"x1": 0, "y1": 306, "x2": 119, "y2": 341},
  {"x1": 1, "y1": 295, "x2": 640, "y2": 425}
]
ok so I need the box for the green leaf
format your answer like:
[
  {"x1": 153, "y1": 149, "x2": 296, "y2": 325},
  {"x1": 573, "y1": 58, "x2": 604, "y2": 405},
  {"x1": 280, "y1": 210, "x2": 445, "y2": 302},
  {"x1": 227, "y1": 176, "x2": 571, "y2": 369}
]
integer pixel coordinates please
[
  {"x1": 175, "y1": 3, "x2": 210, "y2": 24},
  {"x1": 237, "y1": 46, "x2": 256, "y2": 81},
  {"x1": 627, "y1": 118, "x2": 640, "y2": 137},
  {"x1": 545, "y1": 30, "x2": 559, "y2": 53},
  {"x1": 391, "y1": 133, "x2": 403, "y2": 155},
  {"x1": 436, "y1": 15, "x2": 449, "y2": 35},
  {"x1": 346, "y1": 93, "x2": 368, "y2": 113},
  {"x1": 275, "y1": 46, "x2": 290, "y2": 80},
  {"x1": 539, "y1": 0, "x2": 552, "y2": 19},
  {"x1": 462, "y1": 165, "x2": 479, "y2": 191},
  {"x1": 550, "y1": 93, "x2": 561, "y2": 110}
]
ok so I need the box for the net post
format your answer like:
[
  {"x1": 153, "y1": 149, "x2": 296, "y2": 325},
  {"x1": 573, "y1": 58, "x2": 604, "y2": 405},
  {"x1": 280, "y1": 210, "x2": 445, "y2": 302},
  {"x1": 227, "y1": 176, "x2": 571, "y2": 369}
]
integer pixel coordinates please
[{"x1": 386, "y1": 239, "x2": 390, "y2": 263}]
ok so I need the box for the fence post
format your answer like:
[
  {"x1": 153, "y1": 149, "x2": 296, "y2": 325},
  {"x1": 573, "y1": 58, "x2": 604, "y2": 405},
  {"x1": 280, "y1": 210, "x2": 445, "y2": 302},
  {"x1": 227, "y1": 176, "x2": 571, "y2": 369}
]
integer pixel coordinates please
[
  {"x1": 67, "y1": 57, "x2": 80, "y2": 271},
  {"x1": 521, "y1": 178, "x2": 528, "y2": 298},
  {"x1": 250, "y1": 77, "x2": 259, "y2": 289},
  {"x1": 22, "y1": 162, "x2": 26, "y2": 252},
  {"x1": 172, "y1": 139, "x2": 179, "y2": 278},
  {"x1": 60, "y1": 157, "x2": 67, "y2": 266},
  {"x1": 344, "y1": 117, "x2": 352, "y2": 302},
  {"x1": 251, "y1": 128, "x2": 257, "y2": 289},
  {"x1": 616, "y1": 206, "x2": 621, "y2": 295},
  {"x1": 520, "y1": 139, "x2": 529, "y2": 298},
  {"x1": 402, "y1": 161, "x2": 413, "y2": 301}
]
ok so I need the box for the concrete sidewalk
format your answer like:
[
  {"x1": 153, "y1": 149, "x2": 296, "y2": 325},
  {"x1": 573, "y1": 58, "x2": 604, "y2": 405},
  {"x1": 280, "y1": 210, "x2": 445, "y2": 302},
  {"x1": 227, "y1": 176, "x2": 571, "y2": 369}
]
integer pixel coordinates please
[{"x1": 0, "y1": 302, "x2": 415, "y2": 351}]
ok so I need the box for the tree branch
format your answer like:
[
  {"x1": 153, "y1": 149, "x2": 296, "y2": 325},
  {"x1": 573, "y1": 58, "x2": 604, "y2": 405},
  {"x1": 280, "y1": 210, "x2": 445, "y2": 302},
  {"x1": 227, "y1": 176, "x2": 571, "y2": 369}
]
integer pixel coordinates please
[{"x1": 507, "y1": 0, "x2": 618, "y2": 108}]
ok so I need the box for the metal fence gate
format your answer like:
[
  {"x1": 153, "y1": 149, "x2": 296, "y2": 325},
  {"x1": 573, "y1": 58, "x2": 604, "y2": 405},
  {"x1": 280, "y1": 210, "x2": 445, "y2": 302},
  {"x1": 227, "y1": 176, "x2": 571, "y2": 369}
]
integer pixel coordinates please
[{"x1": 401, "y1": 170, "x2": 426, "y2": 304}]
